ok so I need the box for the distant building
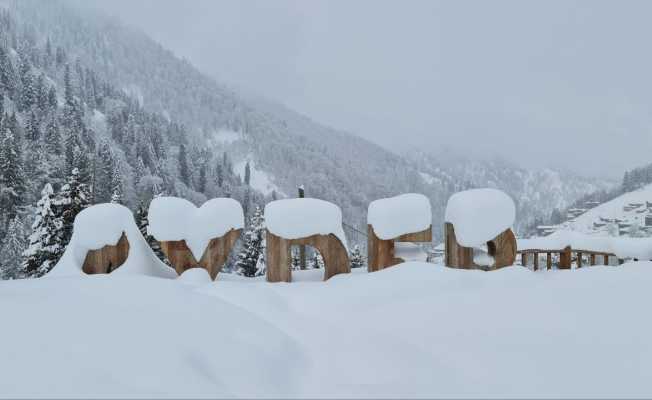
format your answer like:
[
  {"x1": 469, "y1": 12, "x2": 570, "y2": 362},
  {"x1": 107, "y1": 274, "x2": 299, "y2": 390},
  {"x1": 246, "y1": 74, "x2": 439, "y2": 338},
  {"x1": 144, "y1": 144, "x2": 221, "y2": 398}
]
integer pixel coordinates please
[{"x1": 536, "y1": 225, "x2": 556, "y2": 236}]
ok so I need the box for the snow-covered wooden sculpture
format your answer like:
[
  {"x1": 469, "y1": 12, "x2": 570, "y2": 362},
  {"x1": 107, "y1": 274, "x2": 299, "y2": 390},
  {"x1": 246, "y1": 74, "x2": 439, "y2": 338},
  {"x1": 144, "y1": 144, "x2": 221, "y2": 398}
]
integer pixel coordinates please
[
  {"x1": 48, "y1": 203, "x2": 176, "y2": 278},
  {"x1": 82, "y1": 232, "x2": 130, "y2": 274},
  {"x1": 444, "y1": 189, "x2": 517, "y2": 270},
  {"x1": 367, "y1": 194, "x2": 432, "y2": 272},
  {"x1": 265, "y1": 198, "x2": 350, "y2": 282},
  {"x1": 148, "y1": 197, "x2": 244, "y2": 280}
]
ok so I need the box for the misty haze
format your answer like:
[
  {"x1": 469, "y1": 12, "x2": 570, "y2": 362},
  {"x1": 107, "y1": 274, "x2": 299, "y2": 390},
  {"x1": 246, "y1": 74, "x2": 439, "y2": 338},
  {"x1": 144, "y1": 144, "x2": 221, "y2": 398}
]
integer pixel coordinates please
[{"x1": 0, "y1": 0, "x2": 652, "y2": 398}]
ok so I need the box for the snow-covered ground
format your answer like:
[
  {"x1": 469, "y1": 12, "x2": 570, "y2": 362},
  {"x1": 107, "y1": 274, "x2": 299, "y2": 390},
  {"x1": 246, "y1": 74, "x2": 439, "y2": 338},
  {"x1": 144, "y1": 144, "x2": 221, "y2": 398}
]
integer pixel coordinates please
[{"x1": 2, "y1": 262, "x2": 652, "y2": 398}]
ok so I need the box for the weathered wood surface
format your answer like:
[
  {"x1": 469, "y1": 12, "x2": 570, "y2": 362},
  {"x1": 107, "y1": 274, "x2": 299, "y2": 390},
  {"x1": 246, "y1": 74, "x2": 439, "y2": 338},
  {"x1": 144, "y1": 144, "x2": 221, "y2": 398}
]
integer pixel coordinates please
[
  {"x1": 159, "y1": 228, "x2": 242, "y2": 280},
  {"x1": 445, "y1": 222, "x2": 516, "y2": 271},
  {"x1": 82, "y1": 232, "x2": 130, "y2": 274},
  {"x1": 266, "y1": 230, "x2": 350, "y2": 282},
  {"x1": 367, "y1": 224, "x2": 432, "y2": 272}
]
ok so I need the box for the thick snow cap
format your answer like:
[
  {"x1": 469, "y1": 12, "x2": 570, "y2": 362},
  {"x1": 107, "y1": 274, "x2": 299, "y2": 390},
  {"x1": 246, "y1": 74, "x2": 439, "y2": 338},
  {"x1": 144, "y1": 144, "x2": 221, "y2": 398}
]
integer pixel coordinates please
[
  {"x1": 148, "y1": 197, "x2": 244, "y2": 260},
  {"x1": 367, "y1": 193, "x2": 432, "y2": 240},
  {"x1": 48, "y1": 203, "x2": 176, "y2": 278},
  {"x1": 264, "y1": 198, "x2": 348, "y2": 249},
  {"x1": 445, "y1": 188, "x2": 516, "y2": 247}
]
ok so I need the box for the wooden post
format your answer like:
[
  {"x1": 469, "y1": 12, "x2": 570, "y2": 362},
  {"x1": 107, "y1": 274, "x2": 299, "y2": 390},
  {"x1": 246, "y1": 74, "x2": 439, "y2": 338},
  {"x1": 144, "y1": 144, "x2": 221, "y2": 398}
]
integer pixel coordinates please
[
  {"x1": 577, "y1": 252, "x2": 583, "y2": 268},
  {"x1": 604, "y1": 254, "x2": 609, "y2": 265},
  {"x1": 298, "y1": 186, "x2": 306, "y2": 270},
  {"x1": 590, "y1": 253, "x2": 596, "y2": 266},
  {"x1": 533, "y1": 252, "x2": 539, "y2": 271},
  {"x1": 521, "y1": 252, "x2": 527, "y2": 267},
  {"x1": 559, "y1": 247, "x2": 571, "y2": 269},
  {"x1": 546, "y1": 252, "x2": 552, "y2": 270}
]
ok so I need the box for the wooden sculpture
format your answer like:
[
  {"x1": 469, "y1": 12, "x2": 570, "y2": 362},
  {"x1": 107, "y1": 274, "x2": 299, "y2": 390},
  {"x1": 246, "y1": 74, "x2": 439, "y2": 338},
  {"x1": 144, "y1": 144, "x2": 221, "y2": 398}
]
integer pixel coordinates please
[
  {"x1": 159, "y1": 228, "x2": 242, "y2": 279},
  {"x1": 82, "y1": 232, "x2": 130, "y2": 274},
  {"x1": 367, "y1": 225, "x2": 432, "y2": 272},
  {"x1": 444, "y1": 222, "x2": 516, "y2": 270},
  {"x1": 266, "y1": 231, "x2": 350, "y2": 282}
]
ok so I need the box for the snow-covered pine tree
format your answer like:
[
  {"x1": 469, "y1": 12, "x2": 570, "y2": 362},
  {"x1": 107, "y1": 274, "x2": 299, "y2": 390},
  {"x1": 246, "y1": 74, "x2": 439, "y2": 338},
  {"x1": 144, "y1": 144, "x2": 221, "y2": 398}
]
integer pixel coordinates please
[
  {"x1": 21, "y1": 183, "x2": 62, "y2": 278},
  {"x1": 0, "y1": 216, "x2": 26, "y2": 279},
  {"x1": 178, "y1": 143, "x2": 189, "y2": 186},
  {"x1": 309, "y1": 251, "x2": 325, "y2": 270},
  {"x1": 0, "y1": 120, "x2": 25, "y2": 224},
  {"x1": 55, "y1": 167, "x2": 89, "y2": 258},
  {"x1": 290, "y1": 247, "x2": 301, "y2": 270},
  {"x1": 349, "y1": 244, "x2": 365, "y2": 269},
  {"x1": 110, "y1": 160, "x2": 123, "y2": 204},
  {"x1": 235, "y1": 205, "x2": 265, "y2": 277},
  {"x1": 135, "y1": 200, "x2": 167, "y2": 262}
]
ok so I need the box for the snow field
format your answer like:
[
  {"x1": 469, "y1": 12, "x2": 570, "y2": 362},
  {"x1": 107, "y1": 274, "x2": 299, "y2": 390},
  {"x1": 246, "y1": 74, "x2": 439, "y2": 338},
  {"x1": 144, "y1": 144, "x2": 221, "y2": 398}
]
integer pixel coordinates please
[{"x1": 3, "y1": 262, "x2": 652, "y2": 397}]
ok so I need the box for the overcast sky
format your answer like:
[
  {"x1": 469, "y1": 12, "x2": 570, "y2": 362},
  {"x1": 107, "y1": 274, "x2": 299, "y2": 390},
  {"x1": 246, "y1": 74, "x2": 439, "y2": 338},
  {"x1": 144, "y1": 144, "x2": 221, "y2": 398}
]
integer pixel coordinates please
[{"x1": 89, "y1": 0, "x2": 652, "y2": 179}]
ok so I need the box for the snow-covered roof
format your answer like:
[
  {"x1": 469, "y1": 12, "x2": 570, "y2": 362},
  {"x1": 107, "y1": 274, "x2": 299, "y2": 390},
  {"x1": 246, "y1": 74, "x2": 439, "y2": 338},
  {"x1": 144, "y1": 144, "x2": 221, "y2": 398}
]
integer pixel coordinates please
[
  {"x1": 148, "y1": 197, "x2": 244, "y2": 260},
  {"x1": 445, "y1": 188, "x2": 515, "y2": 247},
  {"x1": 367, "y1": 193, "x2": 431, "y2": 240},
  {"x1": 264, "y1": 198, "x2": 347, "y2": 248}
]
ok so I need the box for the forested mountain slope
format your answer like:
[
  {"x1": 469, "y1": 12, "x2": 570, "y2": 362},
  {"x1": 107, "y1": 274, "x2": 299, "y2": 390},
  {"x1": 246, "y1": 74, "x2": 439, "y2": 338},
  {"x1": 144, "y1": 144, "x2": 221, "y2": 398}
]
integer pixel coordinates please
[{"x1": 0, "y1": 0, "x2": 611, "y2": 278}]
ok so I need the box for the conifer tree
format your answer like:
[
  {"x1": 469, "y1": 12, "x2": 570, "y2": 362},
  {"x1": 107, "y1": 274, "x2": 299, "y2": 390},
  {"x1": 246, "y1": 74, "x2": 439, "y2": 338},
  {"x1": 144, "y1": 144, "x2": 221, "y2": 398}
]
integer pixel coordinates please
[
  {"x1": 178, "y1": 143, "x2": 189, "y2": 186},
  {"x1": 236, "y1": 206, "x2": 265, "y2": 277},
  {"x1": 21, "y1": 183, "x2": 61, "y2": 278},
  {"x1": 309, "y1": 251, "x2": 325, "y2": 270},
  {"x1": 110, "y1": 161, "x2": 123, "y2": 204},
  {"x1": 244, "y1": 161, "x2": 251, "y2": 186},
  {"x1": 349, "y1": 245, "x2": 365, "y2": 269},
  {"x1": 55, "y1": 167, "x2": 89, "y2": 255},
  {"x1": 44, "y1": 118, "x2": 61, "y2": 155},
  {"x1": 0, "y1": 122, "x2": 25, "y2": 223},
  {"x1": 0, "y1": 216, "x2": 26, "y2": 279},
  {"x1": 135, "y1": 200, "x2": 167, "y2": 263}
]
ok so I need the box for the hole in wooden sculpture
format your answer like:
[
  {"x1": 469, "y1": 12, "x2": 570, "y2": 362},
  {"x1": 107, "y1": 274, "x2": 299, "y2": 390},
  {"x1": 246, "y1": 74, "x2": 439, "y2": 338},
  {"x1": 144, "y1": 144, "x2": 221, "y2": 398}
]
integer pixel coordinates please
[
  {"x1": 444, "y1": 222, "x2": 516, "y2": 271},
  {"x1": 82, "y1": 232, "x2": 130, "y2": 275},
  {"x1": 159, "y1": 228, "x2": 242, "y2": 280},
  {"x1": 266, "y1": 230, "x2": 350, "y2": 282},
  {"x1": 367, "y1": 225, "x2": 433, "y2": 272}
]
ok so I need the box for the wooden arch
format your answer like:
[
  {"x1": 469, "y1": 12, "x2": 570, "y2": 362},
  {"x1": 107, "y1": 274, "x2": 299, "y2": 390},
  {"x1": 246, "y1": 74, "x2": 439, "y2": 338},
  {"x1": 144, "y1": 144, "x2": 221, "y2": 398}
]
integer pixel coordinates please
[
  {"x1": 159, "y1": 228, "x2": 242, "y2": 280},
  {"x1": 266, "y1": 230, "x2": 350, "y2": 282},
  {"x1": 367, "y1": 225, "x2": 432, "y2": 272},
  {"x1": 444, "y1": 222, "x2": 516, "y2": 270},
  {"x1": 82, "y1": 232, "x2": 130, "y2": 274}
]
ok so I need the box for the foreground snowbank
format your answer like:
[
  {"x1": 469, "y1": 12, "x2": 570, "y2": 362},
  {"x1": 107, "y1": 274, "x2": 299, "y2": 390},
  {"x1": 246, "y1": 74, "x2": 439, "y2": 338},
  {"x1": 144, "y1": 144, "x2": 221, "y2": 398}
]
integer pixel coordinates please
[{"x1": 3, "y1": 262, "x2": 652, "y2": 397}]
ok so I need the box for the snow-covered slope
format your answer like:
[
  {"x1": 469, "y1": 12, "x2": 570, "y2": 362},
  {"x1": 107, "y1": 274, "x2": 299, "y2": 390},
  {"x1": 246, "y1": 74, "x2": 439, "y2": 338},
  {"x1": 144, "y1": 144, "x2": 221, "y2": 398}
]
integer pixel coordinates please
[
  {"x1": 6, "y1": 1, "x2": 611, "y2": 239},
  {"x1": 2, "y1": 262, "x2": 652, "y2": 397},
  {"x1": 560, "y1": 183, "x2": 652, "y2": 235}
]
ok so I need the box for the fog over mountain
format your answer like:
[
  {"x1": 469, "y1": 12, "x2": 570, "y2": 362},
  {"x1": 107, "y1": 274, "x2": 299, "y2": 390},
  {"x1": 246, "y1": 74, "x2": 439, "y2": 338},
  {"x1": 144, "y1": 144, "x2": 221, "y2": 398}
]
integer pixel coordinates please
[{"x1": 89, "y1": 0, "x2": 652, "y2": 179}]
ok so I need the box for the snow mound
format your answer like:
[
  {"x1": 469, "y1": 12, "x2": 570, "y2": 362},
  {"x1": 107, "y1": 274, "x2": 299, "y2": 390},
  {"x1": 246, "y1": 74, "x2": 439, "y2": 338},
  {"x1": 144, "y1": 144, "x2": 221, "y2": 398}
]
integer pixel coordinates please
[
  {"x1": 48, "y1": 203, "x2": 175, "y2": 278},
  {"x1": 367, "y1": 193, "x2": 432, "y2": 240},
  {"x1": 148, "y1": 197, "x2": 244, "y2": 260},
  {"x1": 519, "y1": 230, "x2": 652, "y2": 260},
  {"x1": 265, "y1": 198, "x2": 347, "y2": 248},
  {"x1": 177, "y1": 267, "x2": 212, "y2": 285},
  {"x1": 445, "y1": 188, "x2": 516, "y2": 247}
]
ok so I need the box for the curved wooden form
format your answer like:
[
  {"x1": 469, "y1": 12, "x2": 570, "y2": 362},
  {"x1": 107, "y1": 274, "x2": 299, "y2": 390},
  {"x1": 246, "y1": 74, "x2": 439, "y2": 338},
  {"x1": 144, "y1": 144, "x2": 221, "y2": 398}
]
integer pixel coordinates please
[
  {"x1": 159, "y1": 228, "x2": 242, "y2": 280},
  {"x1": 367, "y1": 225, "x2": 432, "y2": 272},
  {"x1": 82, "y1": 232, "x2": 130, "y2": 274},
  {"x1": 266, "y1": 230, "x2": 350, "y2": 282},
  {"x1": 444, "y1": 222, "x2": 516, "y2": 271}
]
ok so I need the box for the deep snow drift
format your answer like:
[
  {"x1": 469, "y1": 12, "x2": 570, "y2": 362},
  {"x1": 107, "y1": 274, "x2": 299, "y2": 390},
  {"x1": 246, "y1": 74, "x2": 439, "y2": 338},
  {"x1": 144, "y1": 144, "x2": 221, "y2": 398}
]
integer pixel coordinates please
[{"x1": 3, "y1": 262, "x2": 652, "y2": 398}]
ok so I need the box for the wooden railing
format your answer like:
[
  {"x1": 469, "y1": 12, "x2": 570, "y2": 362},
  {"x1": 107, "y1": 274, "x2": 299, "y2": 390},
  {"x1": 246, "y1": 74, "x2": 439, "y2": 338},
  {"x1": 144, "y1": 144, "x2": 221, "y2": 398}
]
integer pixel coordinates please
[{"x1": 517, "y1": 247, "x2": 617, "y2": 270}]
